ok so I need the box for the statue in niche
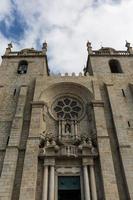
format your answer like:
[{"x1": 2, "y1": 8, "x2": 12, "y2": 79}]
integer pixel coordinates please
[
  {"x1": 65, "y1": 123, "x2": 71, "y2": 134},
  {"x1": 41, "y1": 104, "x2": 48, "y2": 134}
]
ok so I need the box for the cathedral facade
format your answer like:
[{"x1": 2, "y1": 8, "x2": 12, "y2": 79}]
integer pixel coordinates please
[{"x1": 0, "y1": 41, "x2": 133, "y2": 200}]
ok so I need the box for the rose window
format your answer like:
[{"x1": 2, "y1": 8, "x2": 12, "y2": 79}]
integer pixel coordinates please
[{"x1": 52, "y1": 96, "x2": 83, "y2": 120}]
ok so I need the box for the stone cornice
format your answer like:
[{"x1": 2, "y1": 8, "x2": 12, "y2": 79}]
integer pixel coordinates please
[
  {"x1": 91, "y1": 100, "x2": 104, "y2": 107},
  {"x1": 31, "y1": 101, "x2": 45, "y2": 108}
]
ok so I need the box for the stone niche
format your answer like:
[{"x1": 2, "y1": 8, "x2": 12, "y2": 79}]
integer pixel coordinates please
[{"x1": 39, "y1": 82, "x2": 94, "y2": 141}]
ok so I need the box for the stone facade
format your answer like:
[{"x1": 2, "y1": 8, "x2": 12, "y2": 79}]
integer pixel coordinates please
[{"x1": 0, "y1": 41, "x2": 132, "y2": 200}]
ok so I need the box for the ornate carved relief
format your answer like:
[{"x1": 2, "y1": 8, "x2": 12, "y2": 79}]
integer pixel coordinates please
[{"x1": 39, "y1": 132, "x2": 97, "y2": 158}]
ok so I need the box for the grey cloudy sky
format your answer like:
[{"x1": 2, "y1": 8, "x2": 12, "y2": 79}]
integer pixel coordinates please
[{"x1": 0, "y1": 0, "x2": 133, "y2": 73}]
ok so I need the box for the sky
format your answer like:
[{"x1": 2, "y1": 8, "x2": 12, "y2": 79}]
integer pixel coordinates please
[{"x1": 0, "y1": 0, "x2": 133, "y2": 73}]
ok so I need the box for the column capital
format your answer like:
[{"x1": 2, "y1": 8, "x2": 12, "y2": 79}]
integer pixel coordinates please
[
  {"x1": 82, "y1": 157, "x2": 94, "y2": 166},
  {"x1": 44, "y1": 158, "x2": 55, "y2": 166},
  {"x1": 89, "y1": 163, "x2": 95, "y2": 166}
]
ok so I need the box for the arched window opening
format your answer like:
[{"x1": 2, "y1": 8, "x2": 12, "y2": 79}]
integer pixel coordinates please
[
  {"x1": 17, "y1": 60, "x2": 28, "y2": 74},
  {"x1": 109, "y1": 59, "x2": 123, "y2": 73}
]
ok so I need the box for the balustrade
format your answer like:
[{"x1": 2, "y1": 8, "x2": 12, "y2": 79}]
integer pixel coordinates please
[
  {"x1": 60, "y1": 145, "x2": 78, "y2": 157},
  {"x1": 92, "y1": 50, "x2": 130, "y2": 56}
]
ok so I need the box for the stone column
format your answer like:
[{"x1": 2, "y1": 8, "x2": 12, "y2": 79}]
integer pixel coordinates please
[
  {"x1": 49, "y1": 165, "x2": 55, "y2": 200},
  {"x1": 42, "y1": 165, "x2": 48, "y2": 200},
  {"x1": 71, "y1": 120, "x2": 75, "y2": 138},
  {"x1": 90, "y1": 165, "x2": 97, "y2": 200},
  {"x1": 83, "y1": 165, "x2": 91, "y2": 200},
  {"x1": 58, "y1": 119, "x2": 62, "y2": 140},
  {"x1": 62, "y1": 120, "x2": 65, "y2": 135},
  {"x1": 75, "y1": 120, "x2": 78, "y2": 139}
]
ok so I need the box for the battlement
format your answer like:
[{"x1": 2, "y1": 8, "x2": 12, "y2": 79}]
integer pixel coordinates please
[{"x1": 50, "y1": 72, "x2": 87, "y2": 77}]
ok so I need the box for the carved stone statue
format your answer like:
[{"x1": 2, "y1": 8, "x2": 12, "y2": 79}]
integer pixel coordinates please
[
  {"x1": 65, "y1": 123, "x2": 71, "y2": 134},
  {"x1": 41, "y1": 104, "x2": 48, "y2": 134}
]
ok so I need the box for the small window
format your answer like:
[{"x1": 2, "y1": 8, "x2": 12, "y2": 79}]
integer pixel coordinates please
[
  {"x1": 109, "y1": 59, "x2": 123, "y2": 73},
  {"x1": 17, "y1": 60, "x2": 28, "y2": 74}
]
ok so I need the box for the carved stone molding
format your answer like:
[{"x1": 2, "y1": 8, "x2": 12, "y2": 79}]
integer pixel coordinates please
[
  {"x1": 91, "y1": 100, "x2": 104, "y2": 107},
  {"x1": 31, "y1": 101, "x2": 45, "y2": 108}
]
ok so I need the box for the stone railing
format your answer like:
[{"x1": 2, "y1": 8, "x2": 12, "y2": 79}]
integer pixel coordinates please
[
  {"x1": 18, "y1": 51, "x2": 43, "y2": 56},
  {"x1": 60, "y1": 145, "x2": 78, "y2": 157},
  {"x1": 3, "y1": 50, "x2": 45, "y2": 57},
  {"x1": 91, "y1": 50, "x2": 130, "y2": 56}
]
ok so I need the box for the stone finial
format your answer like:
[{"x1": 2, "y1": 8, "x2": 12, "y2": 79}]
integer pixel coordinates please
[
  {"x1": 83, "y1": 65, "x2": 87, "y2": 74},
  {"x1": 86, "y1": 40, "x2": 93, "y2": 54},
  {"x1": 8, "y1": 43, "x2": 13, "y2": 49},
  {"x1": 79, "y1": 72, "x2": 82, "y2": 76},
  {"x1": 65, "y1": 72, "x2": 68, "y2": 76},
  {"x1": 42, "y1": 41, "x2": 47, "y2": 54},
  {"x1": 125, "y1": 40, "x2": 133, "y2": 55},
  {"x1": 86, "y1": 72, "x2": 89, "y2": 76},
  {"x1": 5, "y1": 42, "x2": 13, "y2": 55}
]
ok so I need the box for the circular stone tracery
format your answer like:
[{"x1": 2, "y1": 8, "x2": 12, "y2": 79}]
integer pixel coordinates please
[
  {"x1": 63, "y1": 106, "x2": 71, "y2": 112},
  {"x1": 52, "y1": 96, "x2": 83, "y2": 120}
]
